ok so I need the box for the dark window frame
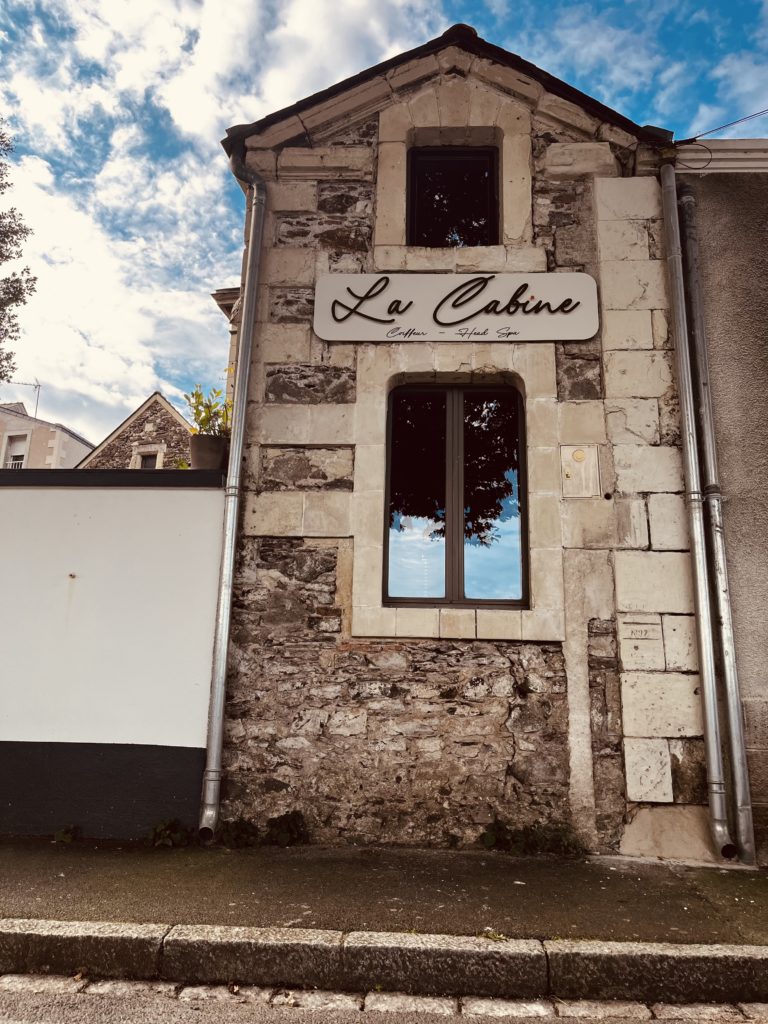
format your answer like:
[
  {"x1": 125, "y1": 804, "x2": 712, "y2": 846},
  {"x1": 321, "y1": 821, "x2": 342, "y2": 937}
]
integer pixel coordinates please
[
  {"x1": 383, "y1": 383, "x2": 529, "y2": 609},
  {"x1": 407, "y1": 146, "x2": 500, "y2": 248}
]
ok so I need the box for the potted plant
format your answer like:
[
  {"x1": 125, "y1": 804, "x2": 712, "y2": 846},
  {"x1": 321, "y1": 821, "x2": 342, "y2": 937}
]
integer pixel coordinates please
[{"x1": 184, "y1": 384, "x2": 232, "y2": 470}]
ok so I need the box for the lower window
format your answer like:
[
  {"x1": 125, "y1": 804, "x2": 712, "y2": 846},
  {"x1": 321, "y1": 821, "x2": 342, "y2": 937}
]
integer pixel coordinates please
[{"x1": 385, "y1": 385, "x2": 527, "y2": 606}]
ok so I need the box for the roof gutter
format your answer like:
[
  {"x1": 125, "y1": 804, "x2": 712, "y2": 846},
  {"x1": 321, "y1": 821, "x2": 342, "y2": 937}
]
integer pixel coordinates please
[
  {"x1": 660, "y1": 162, "x2": 737, "y2": 862},
  {"x1": 199, "y1": 148, "x2": 266, "y2": 840}
]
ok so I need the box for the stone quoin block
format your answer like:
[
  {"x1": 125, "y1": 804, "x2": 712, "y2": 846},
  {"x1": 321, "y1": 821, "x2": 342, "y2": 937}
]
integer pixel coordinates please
[
  {"x1": 662, "y1": 615, "x2": 699, "y2": 671},
  {"x1": 613, "y1": 446, "x2": 683, "y2": 494},
  {"x1": 561, "y1": 499, "x2": 617, "y2": 549},
  {"x1": 615, "y1": 551, "x2": 694, "y2": 613},
  {"x1": 260, "y1": 324, "x2": 312, "y2": 364},
  {"x1": 624, "y1": 737, "x2": 673, "y2": 802},
  {"x1": 648, "y1": 493, "x2": 689, "y2": 550},
  {"x1": 604, "y1": 351, "x2": 673, "y2": 399},
  {"x1": 260, "y1": 446, "x2": 353, "y2": 491},
  {"x1": 595, "y1": 178, "x2": 663, "y2": 221},
  {"x1": 615, "y1": 498, "x2": 649, "y2": 549},
  {"x1": 621, "y1": 672, "x2": 704, "y2": 738},
  {"x1": 602, "y1": 310, "x2": 654, "y2": 351},
  {"x1": 600, "y1": 261, "x2": 668, "y2": 311},
  {"x1": 277, "y1": 146, "x2": 373, "y2": 179},
  {"x1": 544, "y1": 142, "x2": 619, "y2": 179},
  {"x1": 558, "y1": 401, "x2": 607, "y2": 443},
  {"x1": 265, "y1": 181, "x2": 318, "y2": 212},
  {"x1": 618, "y1": 613, "x2": 665, "y2": 671},
  {"x1": 605, "y1": 400, "x2": 660, "y2": 445},
  {"x1": 597, "y1": 220, "x2": 650, "y2": 262}
]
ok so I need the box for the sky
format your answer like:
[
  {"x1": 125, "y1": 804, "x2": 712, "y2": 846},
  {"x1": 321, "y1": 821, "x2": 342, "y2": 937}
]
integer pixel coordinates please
[{"x1": 1, "y1": 0, "x2": 767, "y2": 444}]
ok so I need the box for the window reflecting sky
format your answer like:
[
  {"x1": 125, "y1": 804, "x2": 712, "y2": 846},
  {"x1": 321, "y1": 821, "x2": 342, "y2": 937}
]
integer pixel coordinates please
[
  {"x1": 388, "y1": 388, "x2": 522, "y2": 602},
  {"x1": 389, "y1": 513, "x2": 446, "y2": 598}
]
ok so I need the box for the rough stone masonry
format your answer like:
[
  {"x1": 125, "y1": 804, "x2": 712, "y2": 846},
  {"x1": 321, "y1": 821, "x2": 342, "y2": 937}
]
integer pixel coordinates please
[{"x1": 220, "y1": 35, "x2": 714, "y2": 857}]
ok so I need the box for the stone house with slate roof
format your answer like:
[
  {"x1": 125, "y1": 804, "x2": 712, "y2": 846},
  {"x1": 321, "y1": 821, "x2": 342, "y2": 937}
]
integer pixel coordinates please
[
  {"x1": 78, "y1": 392, "x2": 192, "y2": 470},
  {"x1": 214, "y1": 24, "x2": 768, "y2": 863}
]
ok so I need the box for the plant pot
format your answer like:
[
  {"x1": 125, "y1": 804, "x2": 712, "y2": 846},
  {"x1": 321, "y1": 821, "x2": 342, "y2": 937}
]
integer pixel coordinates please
[{"x1": 190, "y1": 434, "x2": 229, "y2": 470}]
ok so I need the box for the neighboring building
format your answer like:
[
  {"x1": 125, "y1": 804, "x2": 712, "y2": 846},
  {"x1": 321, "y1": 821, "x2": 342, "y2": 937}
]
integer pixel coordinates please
[
  {"x1": 212, "y1": 24, "x2": 767, "y2": 862},
  {"x1": 676, "y1": 141, "x2": 768, "y2": 868},
  {"x1": 78, "y1": 392, "x2": 192, "y2": 470},
  {"x1": 0, "y1": 402, "x2": 93, "y2": 469}
]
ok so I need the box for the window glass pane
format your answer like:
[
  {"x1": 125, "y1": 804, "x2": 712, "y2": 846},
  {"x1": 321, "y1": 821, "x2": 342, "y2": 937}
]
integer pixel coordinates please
[
  {"x1": 409, "y1": 149, "x2": 497, "y2": 248},
  {"x1": 463, "y1": 391, "x2": 522, "y2": 600},
  {"x1": 388, "y1": 391, "x2": 446, "y2": 598}
]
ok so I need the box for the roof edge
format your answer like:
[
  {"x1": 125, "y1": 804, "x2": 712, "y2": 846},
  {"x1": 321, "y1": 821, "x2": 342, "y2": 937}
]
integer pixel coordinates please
[
  {"x1": 221, "y1": 23, "x2": 669, "y2": 156},
  {"x1": 76, "y1": 392, "x2": 191, "y2": 469}
]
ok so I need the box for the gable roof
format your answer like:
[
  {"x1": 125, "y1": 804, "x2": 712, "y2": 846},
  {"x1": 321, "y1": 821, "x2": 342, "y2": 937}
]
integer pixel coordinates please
[
  {"x1": 76, "y1": 392, "x2": 191, "y2": 468},
  {"x1": 223, "y1": 23, "x2": 671, "y2": 156},
  {"x1": 0, "y1": 400, "x2": 94, "y2": 448}
]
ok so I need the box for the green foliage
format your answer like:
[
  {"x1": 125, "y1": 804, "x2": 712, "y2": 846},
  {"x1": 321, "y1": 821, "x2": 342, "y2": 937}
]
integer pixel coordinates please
[
  {"x1": 183, "y1": 384, "x2": 232, "y2": 437},
  {"x1": 478, "y1": 819, "x2": 586, "y2": 859},
  {"x1": 263, "y1": 810, "x2": 309, "y2": 847},
  {"x1": 145, "y1": 819, "x2": 196, "y2": 848},
  {"x1": 53, "y1": 825, "x2": 80, "y2": 844},
  {"x1": 215, "y1": 817, "x2": 261, "y2": 848},
  {"x1": 0, "y1": 118, "x2": 37, "y2": 382},
  {"x1": 174, "y1": 457, "x2": 190, "y2": 470}
]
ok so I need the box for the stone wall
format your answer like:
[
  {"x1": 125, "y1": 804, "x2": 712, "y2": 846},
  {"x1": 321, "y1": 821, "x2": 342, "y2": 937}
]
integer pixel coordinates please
[
  {"x1": 84, "y1": 397, "x2": 191, "y2": 470},
  {"x1": 225, "y1": 537, "x2": 570, "y2": 845},
  {"x1": 224, "y1": 55, "x2": 711, "y2": 855}
]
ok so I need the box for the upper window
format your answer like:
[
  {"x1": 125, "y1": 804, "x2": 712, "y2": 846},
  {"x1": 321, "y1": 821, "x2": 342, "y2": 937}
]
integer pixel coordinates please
[
  {"x1": 385, "y1": 385, "x2": 527, "y2": 606},
  {"x1": 407, "y1": 147, "x2": 499, "y2": 248},
  {"x1": 140, "y1": 453, "x2": 158, "y2": 469}
]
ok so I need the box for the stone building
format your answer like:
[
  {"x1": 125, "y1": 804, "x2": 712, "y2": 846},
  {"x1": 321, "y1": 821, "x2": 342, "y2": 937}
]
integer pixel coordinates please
[
  {"x1": 78, "y1": 392, "x2": 192, "y2": 470},
  {"x1": 0, "y1": 402, "x2": 93, "y2": 469},
  {"x1": 215, "y1": 25, "x2": 767, "y2": 862}
]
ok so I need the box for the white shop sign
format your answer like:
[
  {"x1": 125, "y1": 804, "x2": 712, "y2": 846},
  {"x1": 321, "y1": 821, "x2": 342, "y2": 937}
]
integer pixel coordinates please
[{"x1": 313, "y1": 272, "x2": 599, "y2": 343}]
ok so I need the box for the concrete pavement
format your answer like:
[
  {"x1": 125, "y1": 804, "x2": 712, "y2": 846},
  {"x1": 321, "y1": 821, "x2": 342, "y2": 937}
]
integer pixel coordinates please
[
  {"x1": 2, "y1": 841, "x2": 767, "y2": 943},
  {"x1": 2, "y1": 840, "x2": 768, "y2": 1005}
]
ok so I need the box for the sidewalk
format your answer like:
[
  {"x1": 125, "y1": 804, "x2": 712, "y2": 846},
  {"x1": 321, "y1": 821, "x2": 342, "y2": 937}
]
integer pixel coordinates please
[
  {"x1": 2, "y1": 840, "x2": 766, "y2": 943},
  {"x1": 2, "y1": 840, "x2": 768, "y2": 1003}
]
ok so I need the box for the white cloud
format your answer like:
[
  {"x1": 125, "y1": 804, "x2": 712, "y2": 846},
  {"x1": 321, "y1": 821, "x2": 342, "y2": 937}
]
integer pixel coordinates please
[{"x1": 2, "y1": 154, "x2": 230, "y2": 442}]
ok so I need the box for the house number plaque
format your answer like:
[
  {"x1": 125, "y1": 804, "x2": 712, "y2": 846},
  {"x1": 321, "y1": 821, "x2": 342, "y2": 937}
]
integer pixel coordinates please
[{"x1": 313, "y1": 272, "x2": 599, "y2": 343}]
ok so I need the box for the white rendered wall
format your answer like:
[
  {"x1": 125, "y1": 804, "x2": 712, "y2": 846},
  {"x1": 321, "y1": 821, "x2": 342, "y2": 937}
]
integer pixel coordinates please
[{"x1": 0, "y1": 486, "x2": 224, "y2": 748}]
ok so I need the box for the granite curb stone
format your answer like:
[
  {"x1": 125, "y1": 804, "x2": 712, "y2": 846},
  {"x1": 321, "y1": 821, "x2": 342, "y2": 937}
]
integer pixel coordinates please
[
  {"x1": 342, "y1": 932, "x2": 547, "y2": 997},
  {"x1": 161, "y1": 925, "x2": 344, "y2": 989},
  {"x1": 0, "y1": 919, "x2": 168, "y2": 979},
  {"x1": 3, "y1": 918, "x2": 768, "y2": 1004},
  {"x1": 545, "y1": 940, "x2": 768, "y2": 1004}
]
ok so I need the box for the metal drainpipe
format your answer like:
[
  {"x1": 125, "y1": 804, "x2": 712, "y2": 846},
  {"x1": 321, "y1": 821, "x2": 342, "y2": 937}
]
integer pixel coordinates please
[
  {"x1": 199, "y1": 149, "x2": 267, "y2": 840},
  {"x1": 677, "y1": 183, "x2": 756, "y2": 865},
  {"x1": 660, "y1": 162, "x2": 737, "y2": 860}
]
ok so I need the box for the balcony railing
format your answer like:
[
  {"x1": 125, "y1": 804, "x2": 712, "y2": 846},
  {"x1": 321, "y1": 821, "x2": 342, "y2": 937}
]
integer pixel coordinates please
[{"x1": 3, "y1": 460, "x2": 24, "y2": 469}]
